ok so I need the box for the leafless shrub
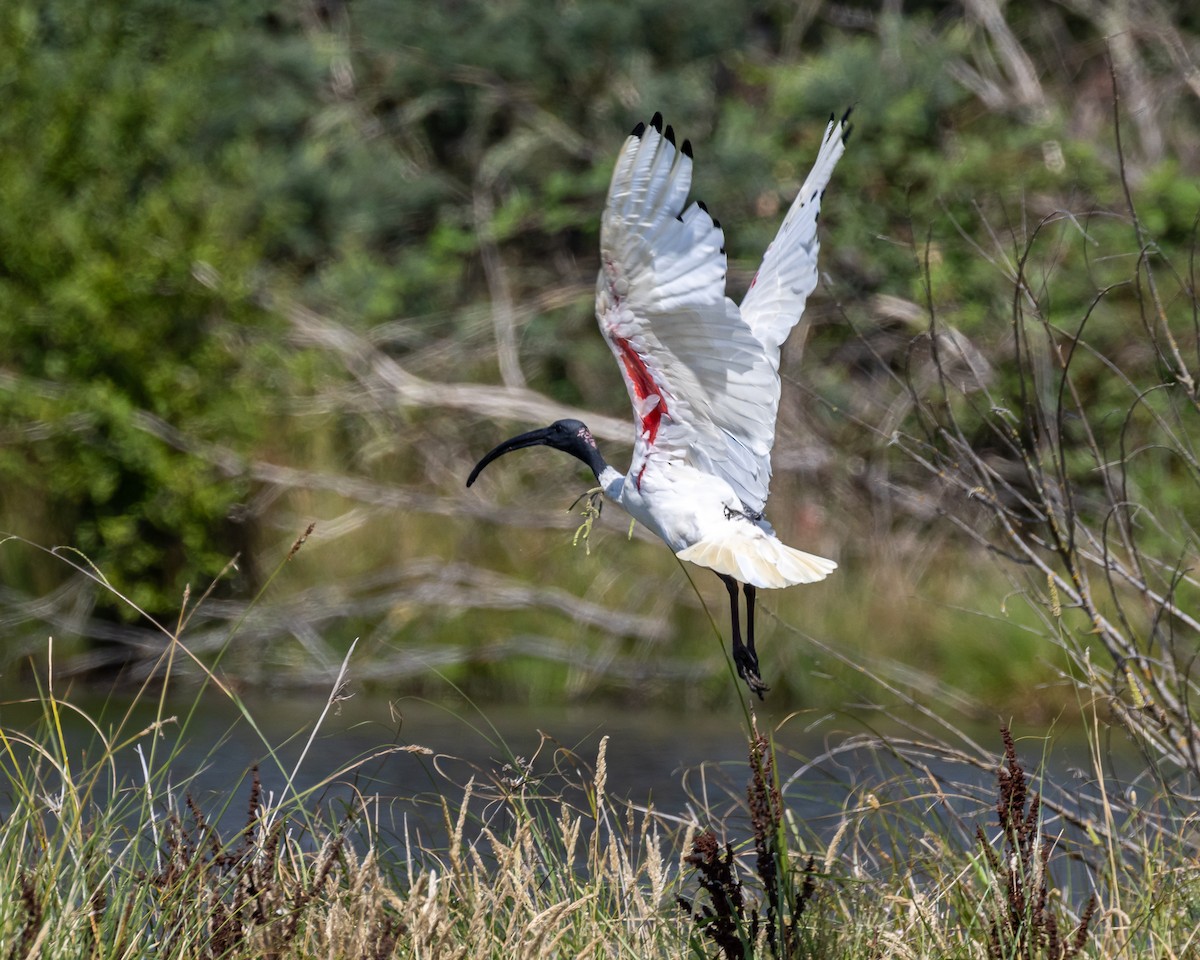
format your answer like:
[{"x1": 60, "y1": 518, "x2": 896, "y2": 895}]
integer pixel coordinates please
[{"x1": 875, "y1": 74, "x2": 1200, "y2": 780}]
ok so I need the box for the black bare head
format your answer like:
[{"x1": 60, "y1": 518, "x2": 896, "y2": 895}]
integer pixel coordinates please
[{"x1": 466, "y1": 419, "x2": 608, "y2": 487}]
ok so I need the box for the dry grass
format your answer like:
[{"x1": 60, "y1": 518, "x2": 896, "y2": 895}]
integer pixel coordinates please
[
  {"x1": 3, "y1": 639, "x2": 1198, "y2": 960},
  {"x1": 0, "y1": 531, "x2": 1196, "y2": 959}
]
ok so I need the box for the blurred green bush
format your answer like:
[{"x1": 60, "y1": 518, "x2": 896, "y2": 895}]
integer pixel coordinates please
[{"x1": 1, "y1": 0, "x2": 1198, "y2": 706}]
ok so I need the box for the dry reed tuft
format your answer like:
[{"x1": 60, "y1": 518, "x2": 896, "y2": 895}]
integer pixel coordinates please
[
  {"x1": 978, "y1": 727, "x2": 1095, "y2": 960},
  {"x1": 0, "y1": 526, "x2": 1195, "y2": 959},
  {"x1": 678, "y1": 829, "x2": 748, "y2": 959},
  {"x1": 4, "y1": 674, "x2": 1200, "y2": 958}
]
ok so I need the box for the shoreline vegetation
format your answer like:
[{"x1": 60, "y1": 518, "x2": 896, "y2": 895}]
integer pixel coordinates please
[
  {"x1": 3, "y1": 0, "x2": 1200, "y2": 954},
  {"x1": 1, "y1": 635, "x2": 1192, "y2": 958}
]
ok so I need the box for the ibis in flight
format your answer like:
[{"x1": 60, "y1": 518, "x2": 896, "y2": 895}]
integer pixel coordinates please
[{"x1": 467, "y1": 111, "x2": 849, "y2": 697}]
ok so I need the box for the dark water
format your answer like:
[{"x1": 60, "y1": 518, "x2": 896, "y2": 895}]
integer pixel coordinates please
[
  {"x1": 1, "y1": 686, "x2": 1147, "y2": 874},
  {"x1": 4, "y1": 690, "x2": 814, "y2": 816}
]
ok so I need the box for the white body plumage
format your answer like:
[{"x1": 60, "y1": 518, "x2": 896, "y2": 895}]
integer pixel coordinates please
[{"x1": 592, "y1": 112, "x2": 847, "y2": 590}]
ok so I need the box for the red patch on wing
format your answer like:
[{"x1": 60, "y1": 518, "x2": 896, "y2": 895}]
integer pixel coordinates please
[{"x1": 613, "y1": 335, "x2": 669, "y2": 488}]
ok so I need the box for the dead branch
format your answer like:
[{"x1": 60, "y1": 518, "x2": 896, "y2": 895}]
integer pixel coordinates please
[
  {"x1": 279, "y1": 299, "x2": 630, "y2": 442},
  {"x1": 959, "y1": 0, "x2": 1047, "y2": 113}
]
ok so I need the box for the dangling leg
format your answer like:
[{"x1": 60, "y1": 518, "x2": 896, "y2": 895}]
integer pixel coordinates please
[
  {"x1": 718, "y1": 574, "x2": 767, "y2": 699},
  {"x1": 739, "y1": 585, "x2": 768, "y2": 696},
  {"x1": 719, "y1": 573, "x2": 742, "y2": 666}
]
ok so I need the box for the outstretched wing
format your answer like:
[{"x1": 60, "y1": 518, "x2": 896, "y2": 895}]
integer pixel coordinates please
[
  {"x1": 740, "y1": 112, "x2": 850, "y2": 353},
  {"x1": 595, "y1": 112, "x2": 848, "y2": 514},
  {"x1": 596, "y1": 113, "x2": 777, "y2": 512}
]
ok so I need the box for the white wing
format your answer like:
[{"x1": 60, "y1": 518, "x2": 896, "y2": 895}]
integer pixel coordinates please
[
  {"x1": 597, "y1": 114, "x2": 777, "y2": 512},
  {"x1": 740, "y1": 112, "x2": 850, "y2": 354},
  {"x1": 595, "y1": 113, "x2": 848, "y2": 514}
]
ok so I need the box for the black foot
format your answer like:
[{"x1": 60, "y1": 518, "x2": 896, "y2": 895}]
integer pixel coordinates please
[
  {"x1": 734, "y1": 644, "x2": 769, "y2": 700},
  {"x1": 720, "y1": 572, "x2": 770, "y2": 699}
]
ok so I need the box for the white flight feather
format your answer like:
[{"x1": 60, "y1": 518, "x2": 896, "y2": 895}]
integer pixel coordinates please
[
  {"x1": 596, "y1": 114, "x2": 848, "y2": 516},
  {"x1": 676, "y1": 526, "x2": 837, "y2": 589},
  {"x1": 740, "y1": 115, "x2": 848, "y2": 354}
]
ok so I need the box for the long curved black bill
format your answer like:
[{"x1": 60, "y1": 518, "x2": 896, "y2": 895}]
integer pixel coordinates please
[{"x1": 466, "y1": 427, "x2": 557, "y2": 487}]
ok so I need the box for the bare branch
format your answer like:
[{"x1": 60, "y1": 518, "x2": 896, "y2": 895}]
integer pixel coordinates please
[
  {"x1": 959, "y1": 0, "x2": 1047, "y2": 113},
  {"x1": 280, "y1": 299, "x2": 630, "y2": 441}
]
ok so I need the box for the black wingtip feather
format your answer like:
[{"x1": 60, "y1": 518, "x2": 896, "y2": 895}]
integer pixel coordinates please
[
  {"x1": 839, "y1": 106, "x2": 855, "y2": 144},
  {"x1": 650, "y1": 111, "x2": 663, "y2": 132},
  {"x1": 664, "y1": 124, "x2": 675, "y2": 145},
  {"x1": 712, "y1": 217, "x2": 721, "y2": 229},
  {"x1": 696, "y1": 199, "x2": 708, "y2": 213},
  {"x1": 631, "y1": 121, "x2": 646, "y2": 137},
  {"x1": 682, "y1": 139, "x2": 693, "y2": 159}
]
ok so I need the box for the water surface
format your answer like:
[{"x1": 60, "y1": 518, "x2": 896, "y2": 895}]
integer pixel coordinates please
[{"x1": 3, "y1": 687, "x2": 1137, "y2": 868}]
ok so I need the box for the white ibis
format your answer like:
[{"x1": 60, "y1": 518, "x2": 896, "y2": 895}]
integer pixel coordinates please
[{"x1": 468, "y1": 111, "x2": 849, "y2": 697}]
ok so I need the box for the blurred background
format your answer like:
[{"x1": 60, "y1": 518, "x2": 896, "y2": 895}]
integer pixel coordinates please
[{"x1": 2, "y1": 0, "x2": 1198, "y2": 724}]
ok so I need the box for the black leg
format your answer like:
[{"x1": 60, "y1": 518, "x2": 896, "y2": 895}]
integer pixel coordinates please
[
  {"x1": 719, "y1": 573, "x2": 741, "y2": 655},
  {"x1": 742, "y1": 582, "x2": 767, "y2": 698},
  {"x1": 744, "y1": 583, "x2": 758, "y2": 660},
  {"x1": 718, "y1": 574, "x2": 768, "y2": 699}
]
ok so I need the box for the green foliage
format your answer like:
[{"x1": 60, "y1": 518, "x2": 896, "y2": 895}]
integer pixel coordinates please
[
  {"x1": 0, "y1": 2, "x2": 329, "y2": 614},
  {"x1": 3, "y1": 0, "x2": 1200, "y2": 711},
  {"x1": 0, "y1": 0, "x2": 786, "y2": 624}
]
